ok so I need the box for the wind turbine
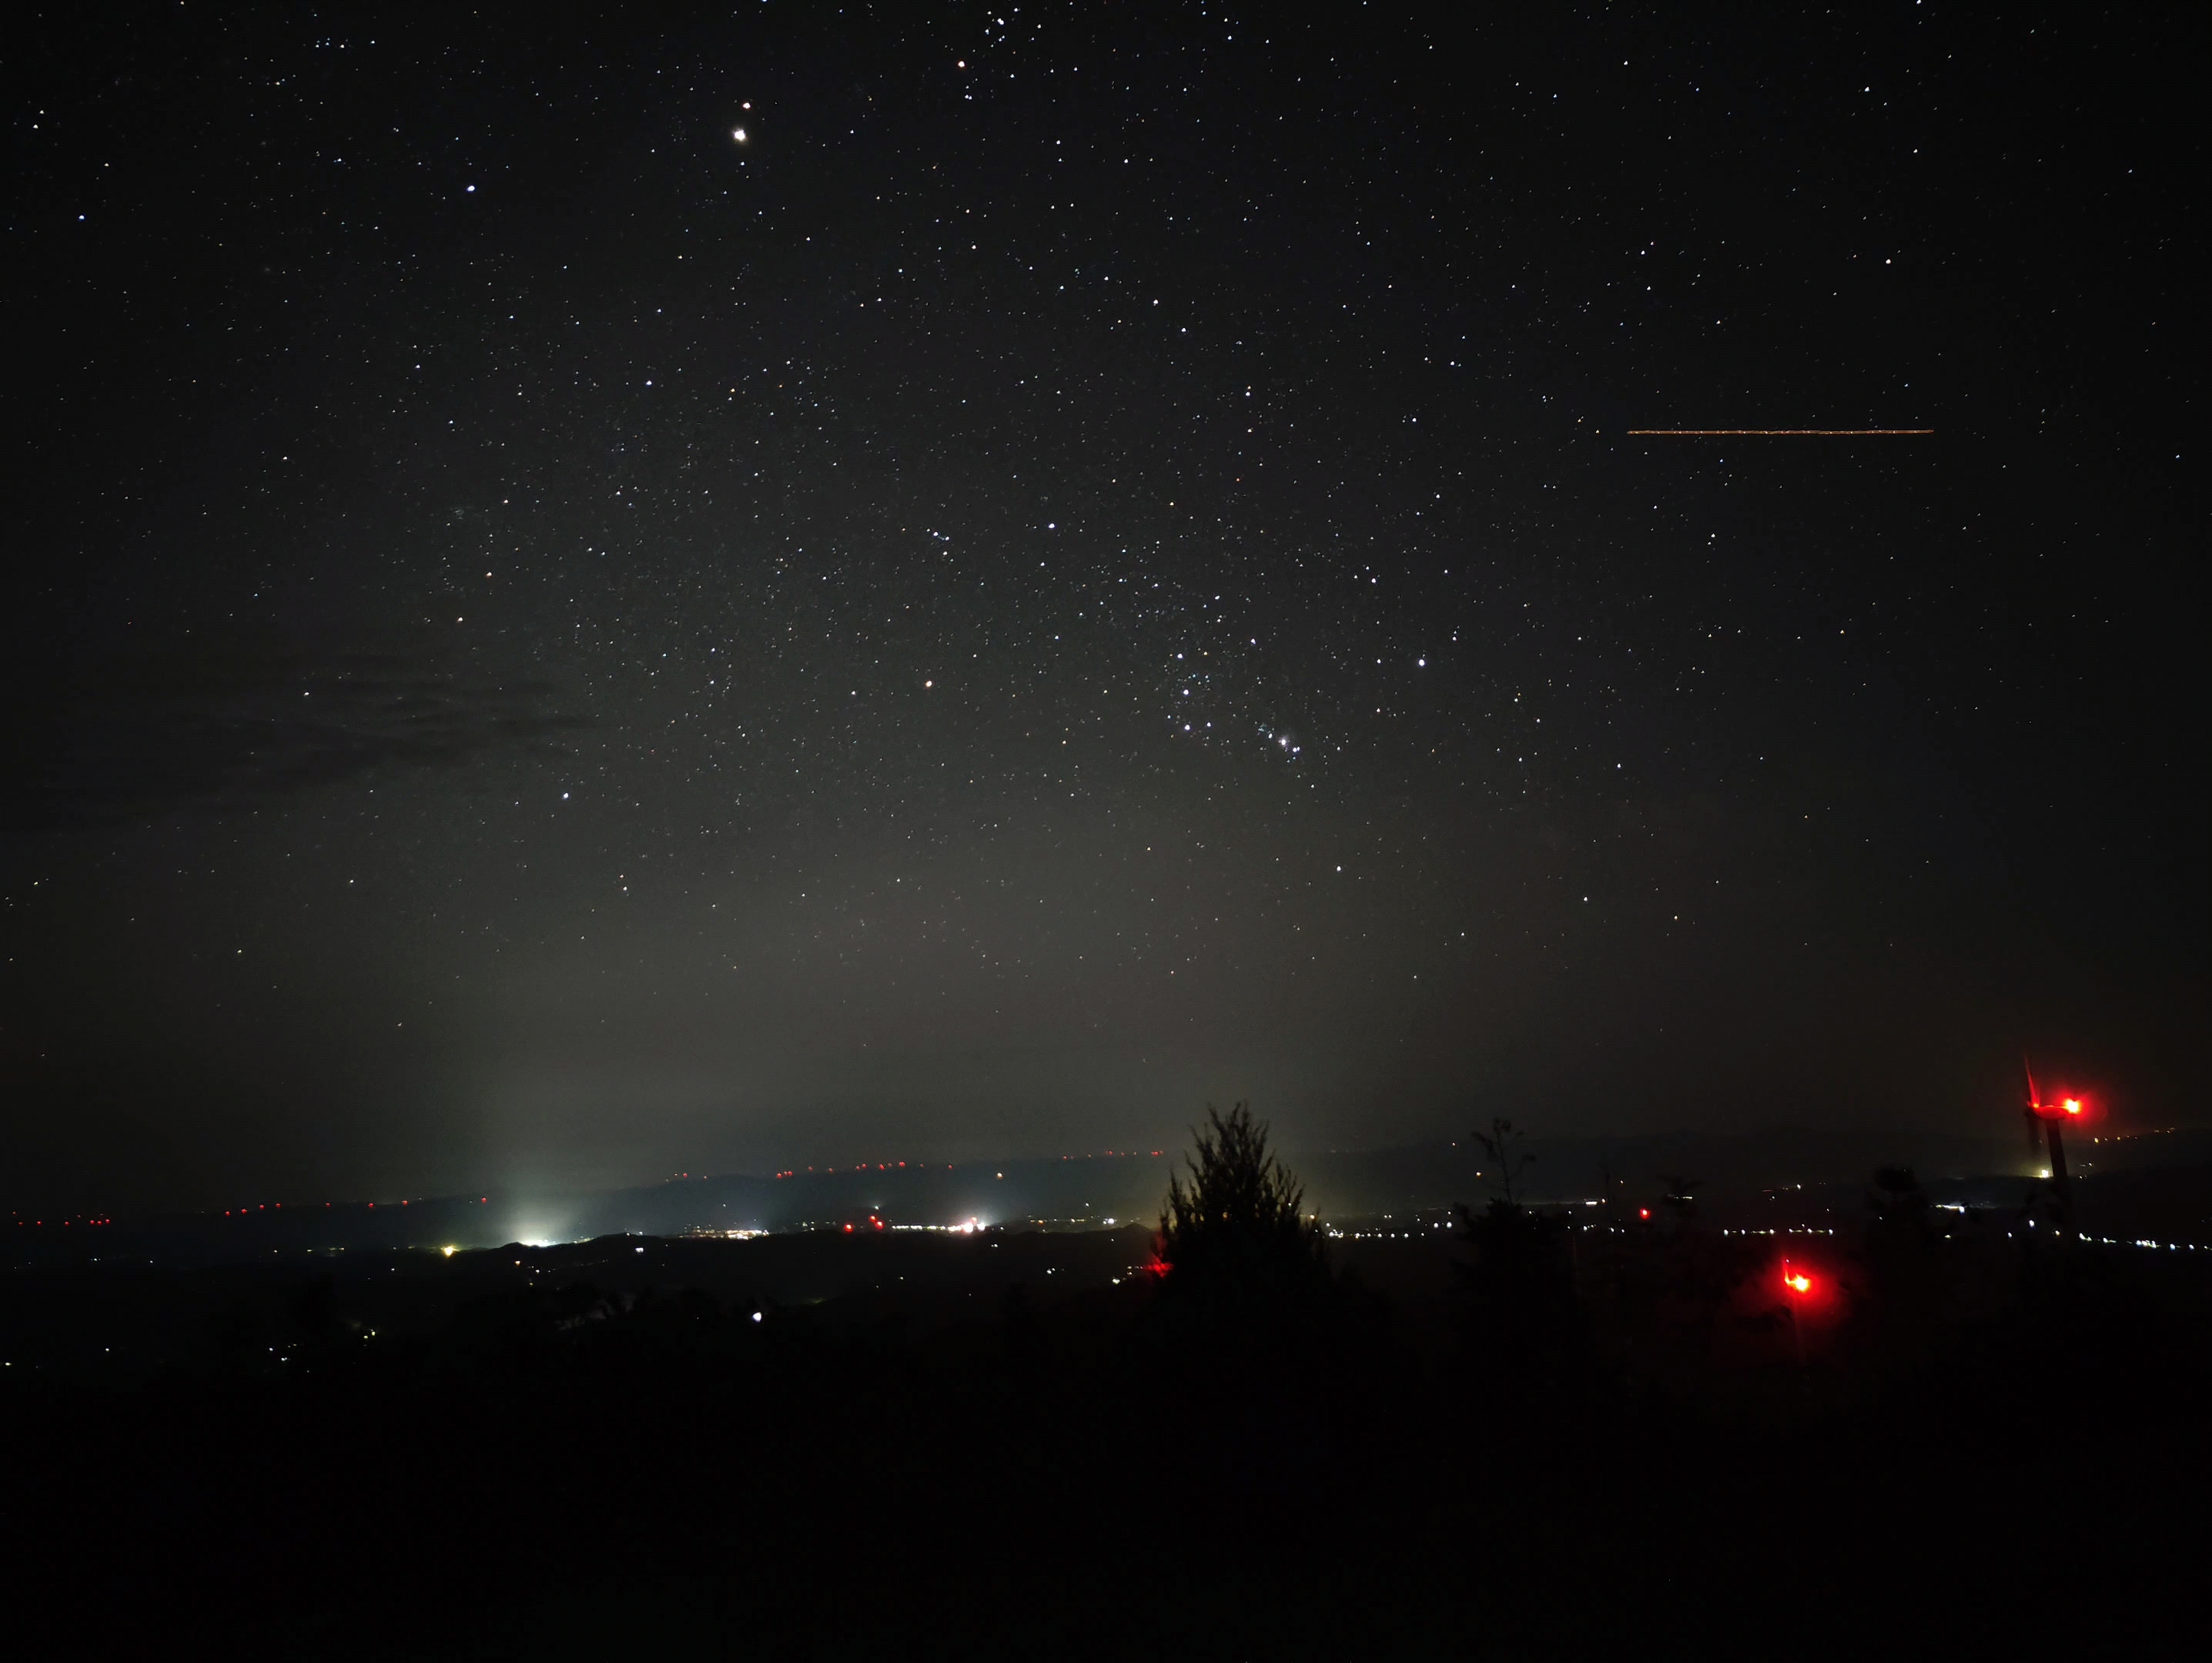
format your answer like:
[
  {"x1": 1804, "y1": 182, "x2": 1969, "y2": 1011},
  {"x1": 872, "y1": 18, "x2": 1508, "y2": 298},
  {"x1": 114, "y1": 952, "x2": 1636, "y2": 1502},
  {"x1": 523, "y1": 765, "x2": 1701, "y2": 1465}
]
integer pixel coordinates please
[{"x1": 2022, "y1": 1058, "x2": 2083, "y2": 1230}]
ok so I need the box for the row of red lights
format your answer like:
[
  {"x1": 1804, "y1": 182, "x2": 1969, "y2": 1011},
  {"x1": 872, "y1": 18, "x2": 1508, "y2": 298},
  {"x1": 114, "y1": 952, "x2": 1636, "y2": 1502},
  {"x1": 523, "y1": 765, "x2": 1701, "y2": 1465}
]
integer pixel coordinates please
[
  {"x1": 777, "y1": 1150, "x2": 1168, "y2": 1179},
  {"x1": 791, "y1": 1162, "x2": 934, "y2": 1176}
]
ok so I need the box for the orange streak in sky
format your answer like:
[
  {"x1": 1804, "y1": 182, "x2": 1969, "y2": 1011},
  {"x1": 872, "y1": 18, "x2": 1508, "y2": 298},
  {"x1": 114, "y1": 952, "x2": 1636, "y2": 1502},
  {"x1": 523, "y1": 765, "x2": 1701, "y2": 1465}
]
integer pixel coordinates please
[{"x1": 1628, "y1": 435, "x2": 1937, "y2": 442}]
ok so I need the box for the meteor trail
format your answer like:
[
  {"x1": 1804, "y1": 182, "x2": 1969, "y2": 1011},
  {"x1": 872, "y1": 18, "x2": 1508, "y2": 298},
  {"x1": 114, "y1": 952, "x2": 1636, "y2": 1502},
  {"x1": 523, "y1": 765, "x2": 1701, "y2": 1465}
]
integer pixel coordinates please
[{"x1": 1628, "y1": 435, "x2": 1937, "y2": 442}]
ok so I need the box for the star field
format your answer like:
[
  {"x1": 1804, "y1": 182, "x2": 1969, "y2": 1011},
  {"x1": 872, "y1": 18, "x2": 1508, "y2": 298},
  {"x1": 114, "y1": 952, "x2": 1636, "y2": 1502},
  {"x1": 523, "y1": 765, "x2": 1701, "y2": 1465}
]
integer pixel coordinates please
[{"x1": 3, "y1": 5, "x2": 2195, "y2": 1209}]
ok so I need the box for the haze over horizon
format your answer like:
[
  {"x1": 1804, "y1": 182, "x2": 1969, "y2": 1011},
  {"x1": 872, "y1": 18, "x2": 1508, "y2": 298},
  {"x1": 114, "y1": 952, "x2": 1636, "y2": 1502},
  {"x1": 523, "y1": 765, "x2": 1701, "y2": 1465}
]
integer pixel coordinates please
[{"x1": 5, "y1": 6, "x2": 2197, "y2": 1215}]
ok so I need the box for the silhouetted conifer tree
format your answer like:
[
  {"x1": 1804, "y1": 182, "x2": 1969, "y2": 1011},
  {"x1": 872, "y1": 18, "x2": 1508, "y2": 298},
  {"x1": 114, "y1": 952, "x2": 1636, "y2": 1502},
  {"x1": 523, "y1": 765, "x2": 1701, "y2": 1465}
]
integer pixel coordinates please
[
  {"x1": 1473, "y1": 1117, "x2": 1534, "y2": 1206},
  {"x1": 1156, "y1": 1102, "x2": 1325, "y2": 1302}
]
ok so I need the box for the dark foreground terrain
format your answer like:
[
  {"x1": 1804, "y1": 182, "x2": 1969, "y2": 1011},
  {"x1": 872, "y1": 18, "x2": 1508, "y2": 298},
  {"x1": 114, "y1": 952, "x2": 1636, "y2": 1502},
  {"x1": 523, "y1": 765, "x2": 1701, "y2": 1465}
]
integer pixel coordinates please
[{"x1": 8, "y1": 1212, "x2": 2206, "y2": 1655}]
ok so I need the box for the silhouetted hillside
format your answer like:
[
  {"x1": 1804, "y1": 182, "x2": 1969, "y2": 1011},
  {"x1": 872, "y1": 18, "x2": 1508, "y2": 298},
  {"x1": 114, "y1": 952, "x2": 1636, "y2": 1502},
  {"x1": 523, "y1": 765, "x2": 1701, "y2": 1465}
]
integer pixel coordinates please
[{"x1": 8, "y1": 1168, "x2": 2210, "y2": 1654}]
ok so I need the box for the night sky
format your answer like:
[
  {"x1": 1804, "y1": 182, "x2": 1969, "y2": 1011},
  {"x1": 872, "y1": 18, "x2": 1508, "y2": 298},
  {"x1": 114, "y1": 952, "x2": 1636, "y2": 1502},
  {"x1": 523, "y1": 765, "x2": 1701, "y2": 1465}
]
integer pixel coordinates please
[{"x1": 5, "y1": 5, "x2": 2197, "y2": 1212}]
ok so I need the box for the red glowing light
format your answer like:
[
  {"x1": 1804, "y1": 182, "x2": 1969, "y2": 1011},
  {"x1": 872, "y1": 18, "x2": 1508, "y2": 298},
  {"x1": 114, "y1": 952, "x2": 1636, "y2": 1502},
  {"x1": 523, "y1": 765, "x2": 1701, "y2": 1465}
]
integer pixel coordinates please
[
  {"x1": 1785, "y1": 1272, "x2": 1812, "y2": 1293},
  {"x1": 842, "y1": 1223, "x2": 854, "y2": 1233},
  {"x1": 1638, "y1": 1207, "x2": 1651, "y2": 1220},
  {"x1": 2025, "y1": 1061, "x2": 2096, "y2": 1123}
]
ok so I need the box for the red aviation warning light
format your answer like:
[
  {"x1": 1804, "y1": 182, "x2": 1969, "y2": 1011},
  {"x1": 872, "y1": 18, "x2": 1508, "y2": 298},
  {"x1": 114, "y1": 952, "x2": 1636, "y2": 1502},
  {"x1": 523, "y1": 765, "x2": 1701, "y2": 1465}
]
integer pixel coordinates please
[{"x1": 2023, "y1": 1061, "x2": 2095, "y2": 1124}]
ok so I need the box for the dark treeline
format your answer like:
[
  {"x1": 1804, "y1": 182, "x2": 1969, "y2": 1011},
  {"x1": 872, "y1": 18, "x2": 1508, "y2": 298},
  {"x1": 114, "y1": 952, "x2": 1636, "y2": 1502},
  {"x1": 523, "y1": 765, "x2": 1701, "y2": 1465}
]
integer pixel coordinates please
[{"x1": 11, "y1": 1109, "x2": 2205, "y2": 1653}]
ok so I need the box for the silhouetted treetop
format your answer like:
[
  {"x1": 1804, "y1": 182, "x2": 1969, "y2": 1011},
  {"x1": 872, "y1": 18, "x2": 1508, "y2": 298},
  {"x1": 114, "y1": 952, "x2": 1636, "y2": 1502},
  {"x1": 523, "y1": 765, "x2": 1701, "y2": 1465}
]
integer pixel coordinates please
[
  {"x1": 1474, "y1": 1117, "x2": 1534, "y2": 1207},
  {"x1": 1158, "y1": 1102, "x2": 1324, "y2": 1293}
]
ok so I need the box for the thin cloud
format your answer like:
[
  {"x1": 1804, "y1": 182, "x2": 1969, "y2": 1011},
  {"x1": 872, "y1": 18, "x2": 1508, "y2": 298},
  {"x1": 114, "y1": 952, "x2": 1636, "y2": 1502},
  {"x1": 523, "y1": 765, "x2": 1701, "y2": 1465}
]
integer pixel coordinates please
[{"x1": 5, "y1": 621, "x2": 586, "y2": 832}]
